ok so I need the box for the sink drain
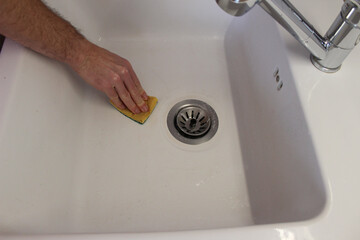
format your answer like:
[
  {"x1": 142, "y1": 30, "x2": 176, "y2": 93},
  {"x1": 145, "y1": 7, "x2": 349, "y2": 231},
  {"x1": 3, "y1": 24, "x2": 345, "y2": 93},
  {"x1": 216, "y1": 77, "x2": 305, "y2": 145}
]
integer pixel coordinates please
[
  {"x1": 167, "y1": 99, "x2": 219, "y2": 145},
  {"x1": 176, "y1": 106, "x2": 211, "y2": 137}
]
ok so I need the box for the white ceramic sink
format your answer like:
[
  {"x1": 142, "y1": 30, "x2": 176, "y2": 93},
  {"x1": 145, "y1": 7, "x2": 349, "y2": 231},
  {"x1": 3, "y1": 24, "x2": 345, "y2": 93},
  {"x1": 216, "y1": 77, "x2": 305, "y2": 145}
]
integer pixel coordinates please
[{"x1": 0, "y1": 0, "x2": 326, "y2": 236}]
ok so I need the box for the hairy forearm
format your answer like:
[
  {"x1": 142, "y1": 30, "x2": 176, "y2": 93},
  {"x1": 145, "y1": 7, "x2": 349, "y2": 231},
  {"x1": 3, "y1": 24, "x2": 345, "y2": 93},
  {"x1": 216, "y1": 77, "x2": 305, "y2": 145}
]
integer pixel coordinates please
[
  {"x1": 0, "y1": 0, "x2": 149, "y2": 113},
  {"x1": 0, "y1": 0, "x2": 87, "y2": 66}
]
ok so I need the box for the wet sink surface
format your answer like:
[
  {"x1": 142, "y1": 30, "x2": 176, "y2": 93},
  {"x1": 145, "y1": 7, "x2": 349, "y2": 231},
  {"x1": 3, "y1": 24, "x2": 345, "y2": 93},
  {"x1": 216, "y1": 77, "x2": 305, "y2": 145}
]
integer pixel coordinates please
[{"x1": 0, "y1": 0, "x2": 326, "y2": 235}]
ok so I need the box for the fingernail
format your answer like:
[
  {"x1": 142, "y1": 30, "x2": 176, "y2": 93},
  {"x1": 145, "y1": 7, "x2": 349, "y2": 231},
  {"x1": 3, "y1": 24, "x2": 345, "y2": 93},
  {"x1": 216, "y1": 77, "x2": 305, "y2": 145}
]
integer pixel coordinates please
[
  {"x1": 134, "y1": 107, "x2": 141, "y2": 114},
  {"x1": 142, "y1": 105, "x2": 149, "y2": 112}
]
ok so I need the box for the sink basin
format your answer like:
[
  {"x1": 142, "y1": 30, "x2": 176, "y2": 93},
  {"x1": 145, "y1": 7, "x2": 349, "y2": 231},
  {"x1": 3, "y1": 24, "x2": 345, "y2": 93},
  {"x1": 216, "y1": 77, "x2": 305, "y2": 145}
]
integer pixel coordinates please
[{"x1": 0, "y1": 0, "x2": 326, "y2": 235}]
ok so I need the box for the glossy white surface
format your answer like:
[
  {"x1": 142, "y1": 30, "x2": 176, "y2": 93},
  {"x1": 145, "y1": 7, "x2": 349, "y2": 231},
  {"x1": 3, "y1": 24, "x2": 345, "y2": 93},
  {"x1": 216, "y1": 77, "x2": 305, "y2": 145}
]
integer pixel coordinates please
[{"x1": 0, "y1": 0, "x2": 358, "y2": 239}]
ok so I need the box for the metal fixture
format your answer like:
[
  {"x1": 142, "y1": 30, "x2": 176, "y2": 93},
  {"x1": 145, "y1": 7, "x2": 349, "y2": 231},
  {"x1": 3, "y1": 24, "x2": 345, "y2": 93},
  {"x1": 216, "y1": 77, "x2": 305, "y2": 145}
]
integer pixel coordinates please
[
  {"x1": 175, "y1": 106, "x2": 212, "y2": 137},
  {"x1": 216, "y1": 0, "x2": 360, "y2": 73},
  {"x1": 167, "y1": 99, "x2": 219, "y2": 145}
]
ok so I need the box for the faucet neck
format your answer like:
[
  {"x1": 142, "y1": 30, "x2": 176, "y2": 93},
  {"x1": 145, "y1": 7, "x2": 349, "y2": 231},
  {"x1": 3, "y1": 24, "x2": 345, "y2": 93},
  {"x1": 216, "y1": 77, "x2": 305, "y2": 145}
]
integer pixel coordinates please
[
  {"x1": 259, "y1": 0, "x2": 329, "y2": 59},
  {"x1": 216, "y1": 0, "x2": 360, "y2": 72},
  {"x1": 259, "y1": 0, "x2": 360, "y2": 72}
]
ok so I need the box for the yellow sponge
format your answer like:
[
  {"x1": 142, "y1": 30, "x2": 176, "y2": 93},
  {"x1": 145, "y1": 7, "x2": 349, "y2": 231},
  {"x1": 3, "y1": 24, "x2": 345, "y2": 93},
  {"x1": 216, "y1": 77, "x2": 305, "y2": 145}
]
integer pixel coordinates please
[{"x1": 110, "y1": 96, "x2": 158, "y2": 124}]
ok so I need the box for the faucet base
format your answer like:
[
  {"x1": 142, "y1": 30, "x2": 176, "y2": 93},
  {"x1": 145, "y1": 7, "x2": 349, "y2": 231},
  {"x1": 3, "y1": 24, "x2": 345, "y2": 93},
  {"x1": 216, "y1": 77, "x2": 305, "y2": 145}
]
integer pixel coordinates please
[{"x1": 310, "y1": 55, "x2": 341, "y2": 73}]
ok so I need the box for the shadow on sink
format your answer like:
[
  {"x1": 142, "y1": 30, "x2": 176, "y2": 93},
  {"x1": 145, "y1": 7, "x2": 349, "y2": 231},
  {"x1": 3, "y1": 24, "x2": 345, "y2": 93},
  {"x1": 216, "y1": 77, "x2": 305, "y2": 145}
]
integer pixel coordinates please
[{"x1": 224, "y1": 7, "x2": 327, "y2": 224}]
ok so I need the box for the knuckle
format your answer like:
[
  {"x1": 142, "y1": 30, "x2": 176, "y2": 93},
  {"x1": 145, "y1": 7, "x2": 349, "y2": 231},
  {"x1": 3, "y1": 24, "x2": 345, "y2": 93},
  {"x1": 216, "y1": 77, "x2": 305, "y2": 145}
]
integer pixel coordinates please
[
  {"x1": 119, "y1": 66, "x2": 129, "y2": 75},
  {"x1": 112, "y1": 74, "x2": 121, "y2": 83},
  {"x1": 133, "y1": 95, "x2": 144, "y2": 104},
  {"x1": 120, "y1": 91, "x2": 131, "y2": 100},
  {"x1": 129, "y1": 89, "x2": 137, "y2": 96},
  {"x1": 137, "y1": 101, "x2": 146, "y2": 108}
]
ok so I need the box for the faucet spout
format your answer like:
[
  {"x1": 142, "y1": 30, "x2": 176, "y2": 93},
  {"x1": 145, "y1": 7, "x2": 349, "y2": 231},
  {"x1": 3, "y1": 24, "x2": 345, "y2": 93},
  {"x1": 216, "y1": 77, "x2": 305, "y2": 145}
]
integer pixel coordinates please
[
  {"x1": 258, "y1": 0, "x2": 329, "y2": 60},
  {"x1": 217, "y1": 0, "x2": 360, "y2": 73}
]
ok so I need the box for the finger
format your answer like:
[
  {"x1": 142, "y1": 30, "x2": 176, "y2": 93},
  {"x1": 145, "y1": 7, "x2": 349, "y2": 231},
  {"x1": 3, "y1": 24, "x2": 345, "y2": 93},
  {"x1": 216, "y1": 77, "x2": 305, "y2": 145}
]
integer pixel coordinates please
[
  {"x1": 118, "y1": 67, "x2": 149, "y2": 112},
  {"x1": 127, "y1": 65, "x2": 148, "y2": 101},
  {"x1": 114, "y1": 78, "x2": 141, "y2": 114},
  {"x1": 104, "y1": 87, "x2": 126, "y2": 110}
]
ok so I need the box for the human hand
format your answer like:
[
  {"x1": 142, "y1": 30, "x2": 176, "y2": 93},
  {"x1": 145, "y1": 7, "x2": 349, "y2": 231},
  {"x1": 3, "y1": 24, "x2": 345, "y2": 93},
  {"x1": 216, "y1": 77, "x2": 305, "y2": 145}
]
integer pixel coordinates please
[{"x1": 67, "y1": 40, "x2": 149, "y2": 114}]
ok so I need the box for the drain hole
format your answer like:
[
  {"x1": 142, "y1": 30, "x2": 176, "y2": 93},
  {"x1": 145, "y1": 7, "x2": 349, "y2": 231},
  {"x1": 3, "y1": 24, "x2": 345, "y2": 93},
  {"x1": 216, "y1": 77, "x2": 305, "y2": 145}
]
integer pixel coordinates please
[
  {"x1": 190, "y1": 119, "x2": 197, "y2": 129},
  {"x1": 167, "y1": 99, "x2": 219, "y2": 145}
]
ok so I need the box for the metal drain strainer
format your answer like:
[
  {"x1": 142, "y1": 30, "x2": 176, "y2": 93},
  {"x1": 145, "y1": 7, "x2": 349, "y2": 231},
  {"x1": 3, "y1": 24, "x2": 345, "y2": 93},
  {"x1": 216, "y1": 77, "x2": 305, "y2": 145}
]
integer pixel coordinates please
[{"x1": 167, "y1": 99, "x2": 219, "y2": 145}]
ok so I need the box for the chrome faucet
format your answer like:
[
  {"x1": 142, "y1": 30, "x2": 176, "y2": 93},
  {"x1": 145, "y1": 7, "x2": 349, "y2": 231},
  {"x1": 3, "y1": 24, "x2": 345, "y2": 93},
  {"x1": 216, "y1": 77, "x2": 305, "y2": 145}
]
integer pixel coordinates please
[{"x1": 217, "y1": 0, "x2": 360, "y2": 73}]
